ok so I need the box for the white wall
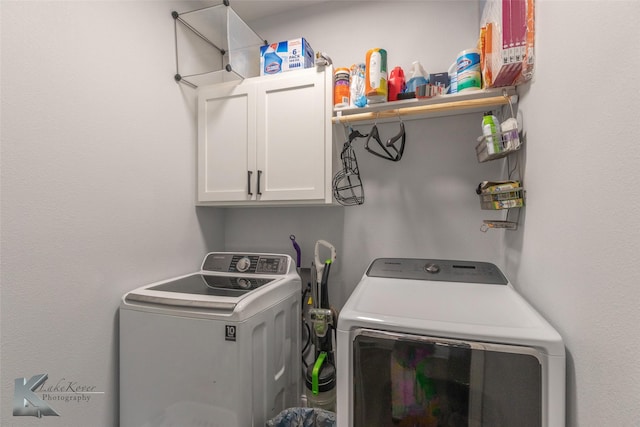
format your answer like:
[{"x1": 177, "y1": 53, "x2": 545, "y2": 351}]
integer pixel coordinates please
[
  {"x1": 0, "y1": 1, "x2": 225, "y2": 425},
  {"x1": 509, "y1": 1, "x2": 640, "y2": 425}
]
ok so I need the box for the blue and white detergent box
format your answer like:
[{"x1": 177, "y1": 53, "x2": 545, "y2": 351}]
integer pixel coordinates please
[{"x1": 260, "y1": 38, "x2": 314, "y2": 75}]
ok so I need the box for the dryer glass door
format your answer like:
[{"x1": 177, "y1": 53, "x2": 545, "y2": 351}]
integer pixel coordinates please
[{"x1": 352, "y1": 329, "x2": 542, "y2": 427}]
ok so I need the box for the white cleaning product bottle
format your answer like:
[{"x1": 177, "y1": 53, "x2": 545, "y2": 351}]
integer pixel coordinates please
[
  {"x1": 482, "y1": 112, "x2": 501, "y2": 155},
  {"x1": 500, "y1": 118, "x2": 520, "y2": 150},
  {"x1": 405, "y1": 61, "x2": 428, "y2": 94}
]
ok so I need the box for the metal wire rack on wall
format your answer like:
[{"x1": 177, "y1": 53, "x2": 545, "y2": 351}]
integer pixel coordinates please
[{"x1": 477, "y1": 92, "x2": 526, "y2": 232}]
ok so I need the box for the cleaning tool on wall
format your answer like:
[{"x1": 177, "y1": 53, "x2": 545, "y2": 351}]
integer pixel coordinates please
[
  {"x1": 289, "y1": 234, "x2": 301, "y2": 269},
  {"x1": 304, "y1": 240, "x2": 338, "y2": 411}
]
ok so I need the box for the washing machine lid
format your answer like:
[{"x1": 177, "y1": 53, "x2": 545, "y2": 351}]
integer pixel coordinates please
[
  {"x1": 125, "y1": 273, "x2": 279, "y2": 311},
  {"x1": 149, "y1": 273, "x2": 273, "y2": 296},
  {"x1": 124, "y1": 252, "x2": 296, "y2": 312},
  {"x1": 338, "y1": 258, "x2": 565, "y2": 356}
]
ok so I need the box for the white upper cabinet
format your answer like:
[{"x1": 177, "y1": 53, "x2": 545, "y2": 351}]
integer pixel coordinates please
[
  {"x1": 256, "y1": 70, "x2": 329, "y2": 202},
  {"x1": 198, "y1": 81, "x2": 257, "y2": 202},
  {"x1": 197, "y1": 67, "x2": 333, "y2": 206}
]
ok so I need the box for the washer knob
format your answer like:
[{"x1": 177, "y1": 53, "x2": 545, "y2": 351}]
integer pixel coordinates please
[
  {"x1": 424, "y1": 263, "x2": 440, "y2": 274},
  {"x1": 237, "y1": 278, "x2": 251, "y2": 289},
  {"x1": 236, "y1": 257, "x2": 251, "y2": 272}
]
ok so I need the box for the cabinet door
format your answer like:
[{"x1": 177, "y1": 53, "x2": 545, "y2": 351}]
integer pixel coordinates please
[
  {"x1": 198, "y1": 81, "x2": 257, "y2": 202},
  {"x1": 255, "y1": 69, "x2": 330, "y2": 202}
]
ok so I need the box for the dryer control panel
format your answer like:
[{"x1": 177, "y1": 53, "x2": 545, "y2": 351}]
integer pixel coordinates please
[
  {"x1": 202, "y1": 252, "x2": 289, "y2": 275},
  {"x1": 366, "y1": 258, "x2": 508, "y2": 285}
]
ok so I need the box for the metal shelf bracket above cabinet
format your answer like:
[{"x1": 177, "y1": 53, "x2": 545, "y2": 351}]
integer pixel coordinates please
[{"x1": 172, "y1": 1, "x2": 267, "y2": 88}]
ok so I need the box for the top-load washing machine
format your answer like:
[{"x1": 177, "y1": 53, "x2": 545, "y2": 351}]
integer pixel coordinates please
[
  {"x1": 119, "y1": 252, "x2": 301, "y2": 427},
  {"x1": 337, "y1": 258, "x2": 565, "y2": 427}
]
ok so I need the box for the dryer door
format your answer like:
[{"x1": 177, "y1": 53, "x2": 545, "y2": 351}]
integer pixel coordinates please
[{"x1": 352, "y1": 329, "x2": 542, "y2": 427}]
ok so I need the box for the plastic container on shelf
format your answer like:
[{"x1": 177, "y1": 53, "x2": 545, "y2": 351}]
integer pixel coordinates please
[
  {"x1": 349, "y1": 63, "x2": 367, "y2": 108},
  {"x1": 365, "y1": 48, "x2": 388, "y2": 103},
  {"x1": 334, "y1": 67, "x2": 350, "y2": 107},
  {"x1": 387, "y1": 66, "x2": 406, "y2": 102},
  {"x1": 500, "y1": 118, "x2": 521, "y2": 150},
  {"x1": 456, "y1": 48, "x2": 481, "y2": 92},
  {"x1": 481, "y1": 111, "x2": 501, "y2": 154},
  {"x1": 172, "y1": 3, "x2": 265, "y2": 87},
  {"x1": 475, "y1": 117, "x2": 522, "y2": 163},
  {"x1": 404, "y1": 61, "x2": 428, "y2": 94}
]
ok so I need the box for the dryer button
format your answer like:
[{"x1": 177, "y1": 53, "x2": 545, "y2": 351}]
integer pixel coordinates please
[
  {"x1": 236, "y1": 257, "x2": 251, "y2": 272},
  {"x1": 424, "y1": 263, "x2": 440, "y2": 274}
]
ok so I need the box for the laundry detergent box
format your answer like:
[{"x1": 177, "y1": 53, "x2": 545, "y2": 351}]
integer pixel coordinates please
[{"x1": 260, "y1": 38, "x2": 314, "y2": 75}]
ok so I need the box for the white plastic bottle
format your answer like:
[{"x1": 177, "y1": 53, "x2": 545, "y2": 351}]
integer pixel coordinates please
[
  {"x1": 405, "y1": 61, "x2": 428, "y2": 94},
  {"x1": 501, "y1": 117, "x2": 520, "y2": 150},
  {"x1": 482, "y1": 112, "x2": 501, "y2": 154}
]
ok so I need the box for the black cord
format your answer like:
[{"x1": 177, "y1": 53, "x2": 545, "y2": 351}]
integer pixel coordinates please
[
  {"x1": 302, "y1": 321, "x2": 311, "y2": 354},
  {"x1": 301, "y1": 320, "x2": 311, "y2": 368},
  {"x1": 300, "y1": 283, "x2": 312, "y2": 369}
]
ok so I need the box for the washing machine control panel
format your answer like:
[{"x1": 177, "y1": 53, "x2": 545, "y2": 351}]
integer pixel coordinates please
[
  {"x1": 202, "y1": 253, "x2": 289, "y2": 275},
  {"x1": 366, "y1": 258, "x2": 508, "y2": 285}
]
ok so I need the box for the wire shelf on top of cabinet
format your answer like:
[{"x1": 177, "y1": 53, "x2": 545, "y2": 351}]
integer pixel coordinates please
[
  {"x1": 172, "y1": 1, "x2": 266, "y2": 88},
  {"x1": 332, "y1": 87, "x2": 517, "y2": 125}
]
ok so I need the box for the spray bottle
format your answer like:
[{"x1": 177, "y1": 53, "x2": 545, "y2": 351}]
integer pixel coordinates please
[
  {"x1": 404, "y1": 61, "x2": 428, "y2": 94},
  {"x1": 482, "y1": 111, "x2": 501, "y2": 155},
  {"x1": 262, "y1": 44, "x2": 283, "y2": 75}
]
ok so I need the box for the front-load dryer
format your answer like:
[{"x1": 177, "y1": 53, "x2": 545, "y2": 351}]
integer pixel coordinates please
[
  {"x1": 119, "y1": 252, "x2": 301, "y2": 427},
  {"x1": 337, "y1": 258, "x2": 565, "y2": 427}
]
